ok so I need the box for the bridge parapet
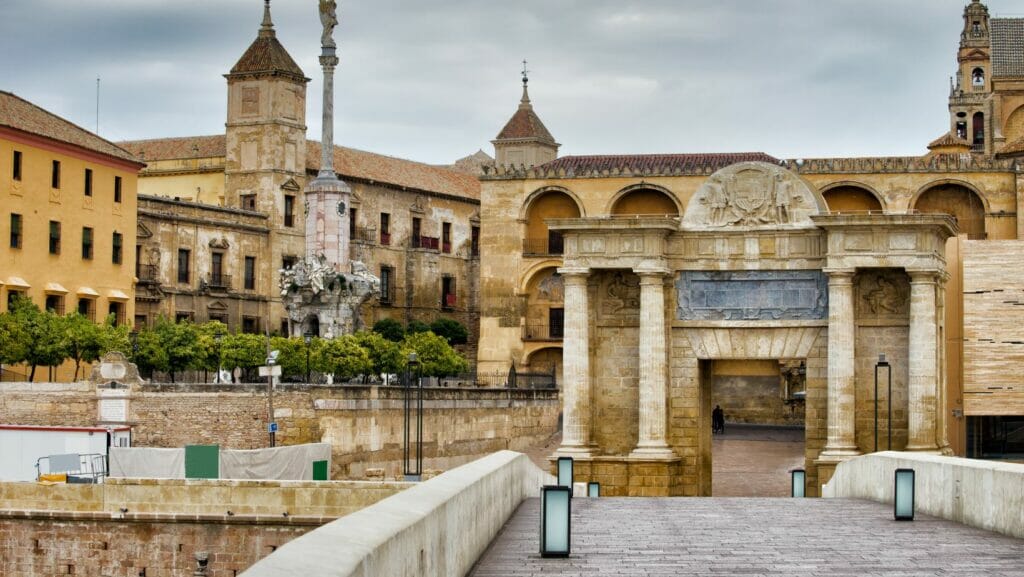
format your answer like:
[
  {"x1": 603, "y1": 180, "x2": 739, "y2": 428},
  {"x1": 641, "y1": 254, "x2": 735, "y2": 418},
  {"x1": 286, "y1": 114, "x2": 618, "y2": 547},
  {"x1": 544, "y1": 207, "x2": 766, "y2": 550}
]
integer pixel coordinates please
[
  {"x1": 823, "y1": 451, "x2": 1024, "y2": 539},
  {"x1": 241, "y1": 450, "x2": 552, "y2": 577}
]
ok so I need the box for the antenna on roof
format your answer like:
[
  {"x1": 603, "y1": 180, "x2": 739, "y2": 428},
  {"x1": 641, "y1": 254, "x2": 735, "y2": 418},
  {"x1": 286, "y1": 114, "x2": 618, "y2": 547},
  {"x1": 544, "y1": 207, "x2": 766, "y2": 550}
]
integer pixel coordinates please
[{"x1": 95, "y1": 76, "x2": 100, "y2": 135}]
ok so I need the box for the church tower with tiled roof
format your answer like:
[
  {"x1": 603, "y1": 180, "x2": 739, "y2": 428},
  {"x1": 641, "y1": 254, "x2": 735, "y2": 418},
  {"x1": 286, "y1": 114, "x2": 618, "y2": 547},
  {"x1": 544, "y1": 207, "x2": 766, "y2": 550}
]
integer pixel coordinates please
[
  {"x1": 492, "y1": 69, "x2": 559, "y2": 168},
  {"x1": 949, "y1": 0, "x2": 992, "y2": 154},
  {"x1": 224, "y1": 0, "x2": 310, "y2": 311}
]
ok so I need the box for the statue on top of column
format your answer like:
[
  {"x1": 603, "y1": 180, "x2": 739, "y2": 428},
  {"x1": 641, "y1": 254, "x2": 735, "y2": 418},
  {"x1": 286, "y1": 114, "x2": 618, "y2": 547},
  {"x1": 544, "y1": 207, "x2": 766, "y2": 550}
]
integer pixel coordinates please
[{"x1": 319, "y1": 0, "x2": 338, "y2": 48}]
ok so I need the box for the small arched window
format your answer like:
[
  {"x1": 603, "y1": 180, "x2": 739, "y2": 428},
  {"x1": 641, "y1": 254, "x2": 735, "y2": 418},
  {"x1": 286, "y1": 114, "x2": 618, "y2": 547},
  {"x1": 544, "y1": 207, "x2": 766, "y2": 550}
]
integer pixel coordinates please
[
  {"x1": 972, "y1": 68, "x2": 985, "y2": 87},
  {"x1": 973, "y1": 112, "x2": 985, "y2": 146}
]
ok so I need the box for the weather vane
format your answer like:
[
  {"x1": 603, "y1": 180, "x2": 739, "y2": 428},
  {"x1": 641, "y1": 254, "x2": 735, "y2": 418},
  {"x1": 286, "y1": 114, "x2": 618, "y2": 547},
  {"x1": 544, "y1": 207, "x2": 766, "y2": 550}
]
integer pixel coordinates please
[{"x1": 522, "y1": 59, "x2": 529, "y2": 85}]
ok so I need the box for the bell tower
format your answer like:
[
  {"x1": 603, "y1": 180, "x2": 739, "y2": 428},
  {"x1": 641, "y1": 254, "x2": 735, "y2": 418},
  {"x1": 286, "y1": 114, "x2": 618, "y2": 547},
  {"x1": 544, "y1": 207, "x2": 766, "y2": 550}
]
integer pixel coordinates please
[
  {"x1": 949, "y1": 0, "x2": 992, "y2": 154},
  {"x1": 225, "y1": 0, "x2": 310, "y2": 333},
  {"x1": 493, "y1": 62, "x2": 560, "y2": 168}
]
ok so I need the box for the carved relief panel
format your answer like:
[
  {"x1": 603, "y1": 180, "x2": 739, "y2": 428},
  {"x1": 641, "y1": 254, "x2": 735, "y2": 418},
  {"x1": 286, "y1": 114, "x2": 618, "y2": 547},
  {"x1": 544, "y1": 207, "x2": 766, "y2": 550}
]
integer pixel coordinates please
[
  {"x1": 855, "y1": 269, "x2": 910, "y2": 321},
  {"x1": 677, "y1": 270, "x2": 828, "y2": 321},
  {"x1": 598, "y1": 271, "x2": 641, "y2": 323},
  {"x1": 683, "y1": 162, "x2": 823, "y2": 229}
]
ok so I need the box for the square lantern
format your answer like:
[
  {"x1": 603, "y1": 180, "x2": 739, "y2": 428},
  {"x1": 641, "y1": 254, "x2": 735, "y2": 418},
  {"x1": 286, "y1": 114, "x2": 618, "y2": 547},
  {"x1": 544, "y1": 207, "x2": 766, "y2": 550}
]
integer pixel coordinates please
[
  {"x1": 540, "y1": 485, "x2": 571, "y2": 557},
  {"x1": 557, "y1": 457, "x2": 574, "y2": 493},
  {"x1": 587, "y1": 482, "x2": 600, "y2": 498},
  {"x1": 791, "y1": 469, "x2": 806, "y2": 498},
  {"x1": 894, "y1": 468, "x2": 915, "y2": 521}
]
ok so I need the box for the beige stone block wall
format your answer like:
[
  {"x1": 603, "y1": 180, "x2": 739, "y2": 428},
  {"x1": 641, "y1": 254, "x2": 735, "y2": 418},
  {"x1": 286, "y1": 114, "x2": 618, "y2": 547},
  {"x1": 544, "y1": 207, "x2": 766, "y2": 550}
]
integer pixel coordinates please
[
  {"x1": 854, "y1": 326, "x2": 910, "y2": 452},
  {"x1": 592, "y1": 326, "x2": 640, "y2": 454}
]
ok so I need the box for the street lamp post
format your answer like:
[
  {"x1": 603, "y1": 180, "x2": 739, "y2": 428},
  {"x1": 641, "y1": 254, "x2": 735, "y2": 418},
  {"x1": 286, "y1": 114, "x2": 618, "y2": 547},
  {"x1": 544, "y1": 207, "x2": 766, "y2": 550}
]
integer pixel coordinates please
[
  {"x1": 304, "y1": 334, "x2": 312, "y2": 383},
  {"x1": 874, "y1": 353, "x2": 892, "y2": 452},
  {"x1": 265, "y1": 350, "x2": 279, "y2": 447},
  {"x1": 403, "y1": 352, "x2": 422, "y2": 480},
  {"x1": 214, "y1": 333, "x2": 223, "y2": 383}
]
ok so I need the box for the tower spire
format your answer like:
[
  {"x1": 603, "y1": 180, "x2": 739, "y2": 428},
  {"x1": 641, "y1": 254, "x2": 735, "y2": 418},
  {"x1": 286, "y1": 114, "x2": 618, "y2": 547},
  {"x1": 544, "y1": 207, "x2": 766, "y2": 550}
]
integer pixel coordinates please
[
  {"x1": 260, "y1": 0, "x2": 274, "y2": 38},
  {"x1": 520, "y1": 59, "x2": 531, "y2": 107}
]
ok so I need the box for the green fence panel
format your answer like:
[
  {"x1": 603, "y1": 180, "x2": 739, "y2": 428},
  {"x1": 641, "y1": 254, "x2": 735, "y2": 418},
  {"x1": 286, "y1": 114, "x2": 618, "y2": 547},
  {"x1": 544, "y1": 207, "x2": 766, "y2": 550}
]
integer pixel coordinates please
[{"x1": 185, "y1": 444, "x2": 219, "y2": 479}]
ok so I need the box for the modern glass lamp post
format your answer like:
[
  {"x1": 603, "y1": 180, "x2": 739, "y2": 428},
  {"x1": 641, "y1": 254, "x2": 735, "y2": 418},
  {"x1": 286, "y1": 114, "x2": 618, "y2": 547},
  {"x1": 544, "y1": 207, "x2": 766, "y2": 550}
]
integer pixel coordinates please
[
  {"x1": 894, "y1": 468, "x2": 915, "y2": 521},
  {"x1": 791, "y1": 469, "x2": 806, "y2": 498},
  {"x1": 540, "y1": 485, "x2": 571, "y2": 557},
  {"x1": 557, "y1": 456, "x2": 573, "y2": 494}
]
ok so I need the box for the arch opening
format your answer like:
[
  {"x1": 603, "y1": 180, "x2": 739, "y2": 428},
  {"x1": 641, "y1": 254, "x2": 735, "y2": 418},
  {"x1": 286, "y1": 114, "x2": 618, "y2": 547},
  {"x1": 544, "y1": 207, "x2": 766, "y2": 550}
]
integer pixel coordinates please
[
  {"x1": 524, "y1": 190, "x2": 580, "y2": 255},
  {"x1": 914, "y1": 183, "x2": 986, "y2": 239},
  {"x1": 610, "y1": 188, "x2": 679, "y2": 217},
  {"x1": 822, "y1": 185, "x2": 883, "y2": 213}
]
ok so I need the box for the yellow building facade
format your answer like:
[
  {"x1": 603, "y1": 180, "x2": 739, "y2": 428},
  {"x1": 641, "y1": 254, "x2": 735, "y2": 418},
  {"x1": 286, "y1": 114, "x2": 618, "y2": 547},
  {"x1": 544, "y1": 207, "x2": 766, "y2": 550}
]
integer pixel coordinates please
[{"x1": 0, "y1": 91, "x2": 144, "y2": 379}]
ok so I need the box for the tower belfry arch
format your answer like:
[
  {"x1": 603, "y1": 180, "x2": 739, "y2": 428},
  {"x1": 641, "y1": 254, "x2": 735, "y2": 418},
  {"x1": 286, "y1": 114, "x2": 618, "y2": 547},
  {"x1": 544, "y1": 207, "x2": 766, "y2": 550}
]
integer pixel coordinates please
[{"x1": 546, "y1": 162, "x2": 956, "y2": 496}]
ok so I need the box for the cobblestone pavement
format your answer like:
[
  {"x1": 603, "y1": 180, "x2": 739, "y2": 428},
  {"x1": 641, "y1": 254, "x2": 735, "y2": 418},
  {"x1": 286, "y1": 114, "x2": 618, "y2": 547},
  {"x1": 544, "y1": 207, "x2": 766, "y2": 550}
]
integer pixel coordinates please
[
  {"x1": 468, "y1": 497, "x2": 1024, "y2": 576},
  {"x1": 713, "y1": 424, "x2": 805, "y2": 497}
]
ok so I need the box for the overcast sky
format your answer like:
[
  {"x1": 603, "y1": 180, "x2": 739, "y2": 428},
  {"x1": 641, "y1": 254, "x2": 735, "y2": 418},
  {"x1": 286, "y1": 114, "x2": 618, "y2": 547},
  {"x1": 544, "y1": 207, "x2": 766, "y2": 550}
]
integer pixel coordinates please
[{"x1": 0, "y1": 1, "x2": 1007, "y2": 164}]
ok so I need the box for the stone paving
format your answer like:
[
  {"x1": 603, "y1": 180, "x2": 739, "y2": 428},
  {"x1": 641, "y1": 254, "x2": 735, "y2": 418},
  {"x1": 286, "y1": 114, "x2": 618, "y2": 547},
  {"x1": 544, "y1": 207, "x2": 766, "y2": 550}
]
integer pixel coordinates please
[{"x1": 468, "y1": 497, "x2": 1024, "y2": 576}]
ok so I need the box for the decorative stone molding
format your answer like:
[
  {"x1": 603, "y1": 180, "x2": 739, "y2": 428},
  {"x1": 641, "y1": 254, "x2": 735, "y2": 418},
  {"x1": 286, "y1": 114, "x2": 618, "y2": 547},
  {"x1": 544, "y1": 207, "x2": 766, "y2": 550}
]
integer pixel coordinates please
[{"x1": 683, "y1": 162, "x2": 823, "y2": 229}]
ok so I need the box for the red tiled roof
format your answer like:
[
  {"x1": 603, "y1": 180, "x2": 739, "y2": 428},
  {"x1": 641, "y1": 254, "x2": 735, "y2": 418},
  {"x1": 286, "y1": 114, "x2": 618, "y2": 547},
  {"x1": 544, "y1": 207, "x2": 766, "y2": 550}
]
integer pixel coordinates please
[
  {"x1": 495, "y1": 86, "x2": 557, "y2": 144},
  {"x1": 997, "y1": 135, "x2": 1024, "y2": 156},
  {"x1": 227, "y1": 26, "x2": 306, "y2": 81},
  {"x1": 927, "y1": 131, "x2": 971, "y2": 150},
  {"x1": 0, "y1": 91, "x2": 141, "y2": 164},
  {"x1": 119, "y1": 135, "x2": 226, "y2": 161},
  {"x1": 307, "y1": 141, "x2": 480, "y2": 201},
  {"x1": 538, "y1": 153, "x2": 779, "y2": 175},
  {"x1": 118, "y1": 135, "x2": 480, "y2": 201}
]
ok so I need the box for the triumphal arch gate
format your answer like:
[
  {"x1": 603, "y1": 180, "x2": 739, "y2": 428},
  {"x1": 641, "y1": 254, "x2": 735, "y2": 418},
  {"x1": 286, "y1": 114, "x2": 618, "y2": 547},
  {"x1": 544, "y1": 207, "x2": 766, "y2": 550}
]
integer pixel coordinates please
[{"x1": 548, "y1": 162, "x2": 955, "y2": 497}]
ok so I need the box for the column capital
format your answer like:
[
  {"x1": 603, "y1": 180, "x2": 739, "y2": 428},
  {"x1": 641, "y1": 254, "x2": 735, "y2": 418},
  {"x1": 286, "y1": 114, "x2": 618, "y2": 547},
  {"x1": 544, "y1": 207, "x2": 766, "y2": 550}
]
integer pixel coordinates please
[
  {"x1": 557, "y1": 266, "x2": 590, "y2": 279},
  {"x1": 822, "y1": 268, "x2": 856, "y2": 280},
  {"x1": 635, "y1": 268, "x2": 672, "y2": 283},
  {"x1": 907, "y1": 269, "x2": 940, "y2": 284}
]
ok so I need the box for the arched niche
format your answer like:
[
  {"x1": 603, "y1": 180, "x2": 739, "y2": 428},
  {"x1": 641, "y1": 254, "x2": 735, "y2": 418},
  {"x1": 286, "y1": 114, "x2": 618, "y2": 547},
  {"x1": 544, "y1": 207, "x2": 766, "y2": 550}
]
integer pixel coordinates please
[
  {"x1": 1003, "y1": 105, "x2": 1024, "y2": 143},
  {"x1": 522, "y1": 266, "x2": 564, "y2": 341},
  {"x1": 609, "y1": 184, "x2": 680, "y2": 217},
  {"x1": 523, "y1": 346, "x2": 563, "y2": 388},
  {"x1": 522, "y1": 188, "x2": 581, "y2": 255},
  {"x1": 821, "y1": 183, "x2": 884, "y2": 213},
  {"x1": 913, "y1": 181, "x2": 987, "y2": 239}
]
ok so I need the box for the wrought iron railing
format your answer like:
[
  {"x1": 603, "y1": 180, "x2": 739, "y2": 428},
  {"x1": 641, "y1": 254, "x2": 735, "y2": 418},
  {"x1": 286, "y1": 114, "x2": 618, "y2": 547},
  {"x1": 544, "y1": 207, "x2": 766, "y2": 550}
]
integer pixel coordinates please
[{"x1": 523, "y1": 323, "x2": 564, "y2": 341}]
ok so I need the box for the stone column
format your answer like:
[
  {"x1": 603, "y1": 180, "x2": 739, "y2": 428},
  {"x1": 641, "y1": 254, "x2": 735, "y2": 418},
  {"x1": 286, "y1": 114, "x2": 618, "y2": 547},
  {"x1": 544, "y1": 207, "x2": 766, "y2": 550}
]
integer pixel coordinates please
[
  {"x1": 821, "y1": 270, "x2": 861, "y2": 457},
  {"x1": 907, "y1": 271, "x2": 940, "y2": 452},
  {"x1": 556, "y1": 267, "x2": 593, "y2": 456},
  {"x1": 631, "y1": 269, "x2": 674, "y2": 458}
]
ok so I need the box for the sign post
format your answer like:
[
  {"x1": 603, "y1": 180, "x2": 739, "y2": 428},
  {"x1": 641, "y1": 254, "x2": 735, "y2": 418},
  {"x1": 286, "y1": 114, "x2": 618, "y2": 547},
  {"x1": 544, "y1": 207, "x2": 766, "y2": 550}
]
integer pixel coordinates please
[{"x1": 259, "y1": 356, "x2": 281, "y2": 447}]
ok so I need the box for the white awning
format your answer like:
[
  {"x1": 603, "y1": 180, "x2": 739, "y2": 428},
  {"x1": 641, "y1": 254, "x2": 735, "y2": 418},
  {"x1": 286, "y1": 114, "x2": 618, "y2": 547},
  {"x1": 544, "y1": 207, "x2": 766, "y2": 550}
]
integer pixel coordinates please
[
  {"x1": 76, "y1": 286, "x2": 101, "y2": 298},
  {"x1": 44, "y1": 282, "x2": 69, "y2": 294},
  {"x1": 107, "y1": 289, "x2": 131, "y2": 301},
  {"x1": 5, "y1": 277, "x2": 30, "y2": 289}
]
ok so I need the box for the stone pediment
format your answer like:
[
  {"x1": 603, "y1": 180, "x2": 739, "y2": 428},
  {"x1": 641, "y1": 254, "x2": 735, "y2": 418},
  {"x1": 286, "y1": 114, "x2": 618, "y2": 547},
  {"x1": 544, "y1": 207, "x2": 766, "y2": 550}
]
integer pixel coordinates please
[
  {"x1": 682, "y1": 162, "x2": 824, "y2": 230},
  {"x1": 281, "y1": 178, "x2": 302, "y2": 192},
  {"x1": 137, "y1": 222, "x2": 153, "y2": 239}
]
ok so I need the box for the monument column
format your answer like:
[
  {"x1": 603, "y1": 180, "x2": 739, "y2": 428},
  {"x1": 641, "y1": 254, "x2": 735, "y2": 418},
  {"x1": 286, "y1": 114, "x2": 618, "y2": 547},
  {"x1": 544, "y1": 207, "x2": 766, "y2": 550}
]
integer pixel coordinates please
[
  {"x1": 907, "y1": 270, "x2": 940, "y2": 452},
  {"x1": 556, "y1": 267, "x2": 593, "y2": 456},
  {"x1": 631, "y1": 268, "x2": 674, "y2": 457},
  {"x1": 822, "y1": 269, "x2": 861, "y2": 457}
]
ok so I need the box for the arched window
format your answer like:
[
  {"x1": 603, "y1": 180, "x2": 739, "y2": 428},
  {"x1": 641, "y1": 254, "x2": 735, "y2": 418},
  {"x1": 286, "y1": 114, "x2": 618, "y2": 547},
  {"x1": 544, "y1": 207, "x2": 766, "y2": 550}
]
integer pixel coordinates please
[
  {"x1": 524, "y1": 191, "x2": 580, "y2": 255},
  {"x1": 610, "y1": 188, "x2": 678, "y2": 217},
  {"x1": 822, "y1": 186, "x2": 883, "y2": 213},
  {"x1": 973, "y1": 112, "x2": 985, "y2": 146},
  {"x1": 915, "y1": 184, "x2": 986, "y2": 240},
  {"x1": 972, "y1": 68, "x2": 985, "y2": 87}
]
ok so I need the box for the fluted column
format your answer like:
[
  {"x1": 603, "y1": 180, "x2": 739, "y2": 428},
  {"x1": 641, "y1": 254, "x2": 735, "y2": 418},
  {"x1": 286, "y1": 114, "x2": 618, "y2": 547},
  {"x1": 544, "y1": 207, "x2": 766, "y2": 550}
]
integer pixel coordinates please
[
  {"x1": 907, "y1": 271, "x2": 940, "y2": 452},
  {"x1": 822, "y1": 269, "x2": 860, "y2": 457},
  {"x1": 631, "y1": 269, "x2": 674, "y2": 458},
  {"x1": 556, "y1": 267, "x2": 593, "y2": 456}
]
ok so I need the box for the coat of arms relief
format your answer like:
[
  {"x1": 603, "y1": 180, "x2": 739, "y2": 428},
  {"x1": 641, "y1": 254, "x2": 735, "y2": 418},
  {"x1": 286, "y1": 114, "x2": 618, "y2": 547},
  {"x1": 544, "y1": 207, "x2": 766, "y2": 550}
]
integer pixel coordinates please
[{"x1": 684, "y1": 162, "x2": 819, "y2": 229}]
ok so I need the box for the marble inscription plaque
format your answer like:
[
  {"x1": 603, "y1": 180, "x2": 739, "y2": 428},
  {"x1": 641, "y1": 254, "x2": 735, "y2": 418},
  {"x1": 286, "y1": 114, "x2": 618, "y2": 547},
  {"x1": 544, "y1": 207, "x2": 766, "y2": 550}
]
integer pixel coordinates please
[{"x1": 677, "y1": 270, "x2": 828, "y2": 321}]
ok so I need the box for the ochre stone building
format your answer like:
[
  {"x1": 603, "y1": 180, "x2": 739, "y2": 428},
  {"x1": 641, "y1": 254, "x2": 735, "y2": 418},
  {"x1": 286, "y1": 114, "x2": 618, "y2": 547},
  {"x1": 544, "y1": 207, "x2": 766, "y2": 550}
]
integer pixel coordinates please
[
  {"x1": 476, "y1": 0, "x2": 1024, "y2": 496},
  {"x1": 0, "y1": 91, "x2": 144, "y2": 379},
  {"x1": 119, "y1": 3, "x2": 482, "y2": 340}
]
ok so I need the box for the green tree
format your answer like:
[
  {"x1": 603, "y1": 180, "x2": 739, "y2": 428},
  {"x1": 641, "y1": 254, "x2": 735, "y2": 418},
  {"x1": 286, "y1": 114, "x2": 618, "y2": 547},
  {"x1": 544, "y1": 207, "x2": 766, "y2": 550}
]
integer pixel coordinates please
[
  {"x1": 313, "y1": 335, "x2": 372, "y2": 380},
  {"x1": 152, "y1": 317, "x2": 199, "y2": 382},
  {"x1": 406, "y1": 319, "x2": 430, "y2": 334},
  {"x1": 402, "y1": 331, "x2": 468, "y2": 377},
  {"x1": 270, "y1": 335, "x2": 308, "y2": 381},
  {"x1": 9, "y1": 298, "x2": 67, "y2": 381},
  {"x1": 371, "y1": 318, "x2": 405, "y2": 342},
  {"x1": 101, "y1": 317, "x2": 131, "y2": 359},
  {"x1": 194, "y1": 321, "x2": 229, "y2": 376},
  {"x1": 132, "y1": 327, "x2": 168, "y2": 377},
  {"x1": 221, "y1": 332, "x2": 267, "y2": 382},
  {"x1": 354, "y1": 330, "x2": 404, "y2": 382},
  {"x1": 429, "y1": 317, "x2": 469, "y2": 345},
  {"x1": 62, "y1": 312, "x2": 105, "y2": 381},
  {"x1": 0, "y1": 306, "x2": 29, "y2": 368}
]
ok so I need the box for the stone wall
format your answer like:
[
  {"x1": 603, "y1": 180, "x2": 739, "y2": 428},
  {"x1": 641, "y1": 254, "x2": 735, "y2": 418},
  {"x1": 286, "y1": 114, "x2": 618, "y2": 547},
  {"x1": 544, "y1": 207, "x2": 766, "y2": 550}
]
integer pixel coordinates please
[
  {"x1": 0, "y1": 511, "x2": 316, "y2": 577},
  {"x1": 0, "y1": 382, "x2": 560, "y2": 480},
  {"x1": 707, "y1": 360, "x2": 804, "y2": 426}
]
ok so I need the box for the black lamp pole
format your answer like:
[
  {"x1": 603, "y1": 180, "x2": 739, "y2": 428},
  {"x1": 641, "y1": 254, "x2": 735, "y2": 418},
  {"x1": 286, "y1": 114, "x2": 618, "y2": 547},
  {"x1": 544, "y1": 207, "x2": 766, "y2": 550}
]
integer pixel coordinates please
[
  {"x1": 403, "y1": 352, "x2": 422, "y2": 480},
  {"x1": 304, "y1": 334, "x2": 312, "y2": 383},
  {"x1": 874, "y1": 353, "x2": 892, "y2": 452}
]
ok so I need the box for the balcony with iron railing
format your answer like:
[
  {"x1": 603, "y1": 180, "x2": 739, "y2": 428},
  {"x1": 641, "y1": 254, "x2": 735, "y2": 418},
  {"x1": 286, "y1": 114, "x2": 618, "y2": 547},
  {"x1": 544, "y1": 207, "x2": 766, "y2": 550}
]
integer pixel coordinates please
[
  {"x1": 412, "y1": 235, "x2": 440, "y2": 251},
  {"x1": 522, "y1": 323, "x2": 564, "y2": 342},
  {"x1": 380, "y1": 232, "x2": 391, "y2": 246},
  {"x1": 351, "y1": 226, "x2": 377, "y2": 243},
  {"x1": 522, "y1": 235, "x2": 564, "y2": 256},
  {"x1": 137, "y1": 264, "x2": 160, "y2": 284},
  {"x1": 206, "y1": 273, "x2": 232, "y2": 290}
]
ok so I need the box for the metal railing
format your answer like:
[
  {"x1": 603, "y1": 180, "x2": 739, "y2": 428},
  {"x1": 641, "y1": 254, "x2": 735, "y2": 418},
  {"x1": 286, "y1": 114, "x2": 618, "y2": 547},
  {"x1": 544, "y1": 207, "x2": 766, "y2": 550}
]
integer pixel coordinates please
[
  {"x1": 522, "y1": 237, "x2": 564, "y2": 256},
  {"x1": 137, "y1": 264, "x2": 159, "y2": 283},
  {"x1": 351, "y1": 226, "x2": 377, "y2": 243},
  {"x1": 523, "y1": 323, "x2": 564, "y2": 341},
  {"x1": 412, "y1": 235, "x2": 440, "y2": 250},
  {"x1": 206, "y1": 273, "x2": 232, "y2": 289}
]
